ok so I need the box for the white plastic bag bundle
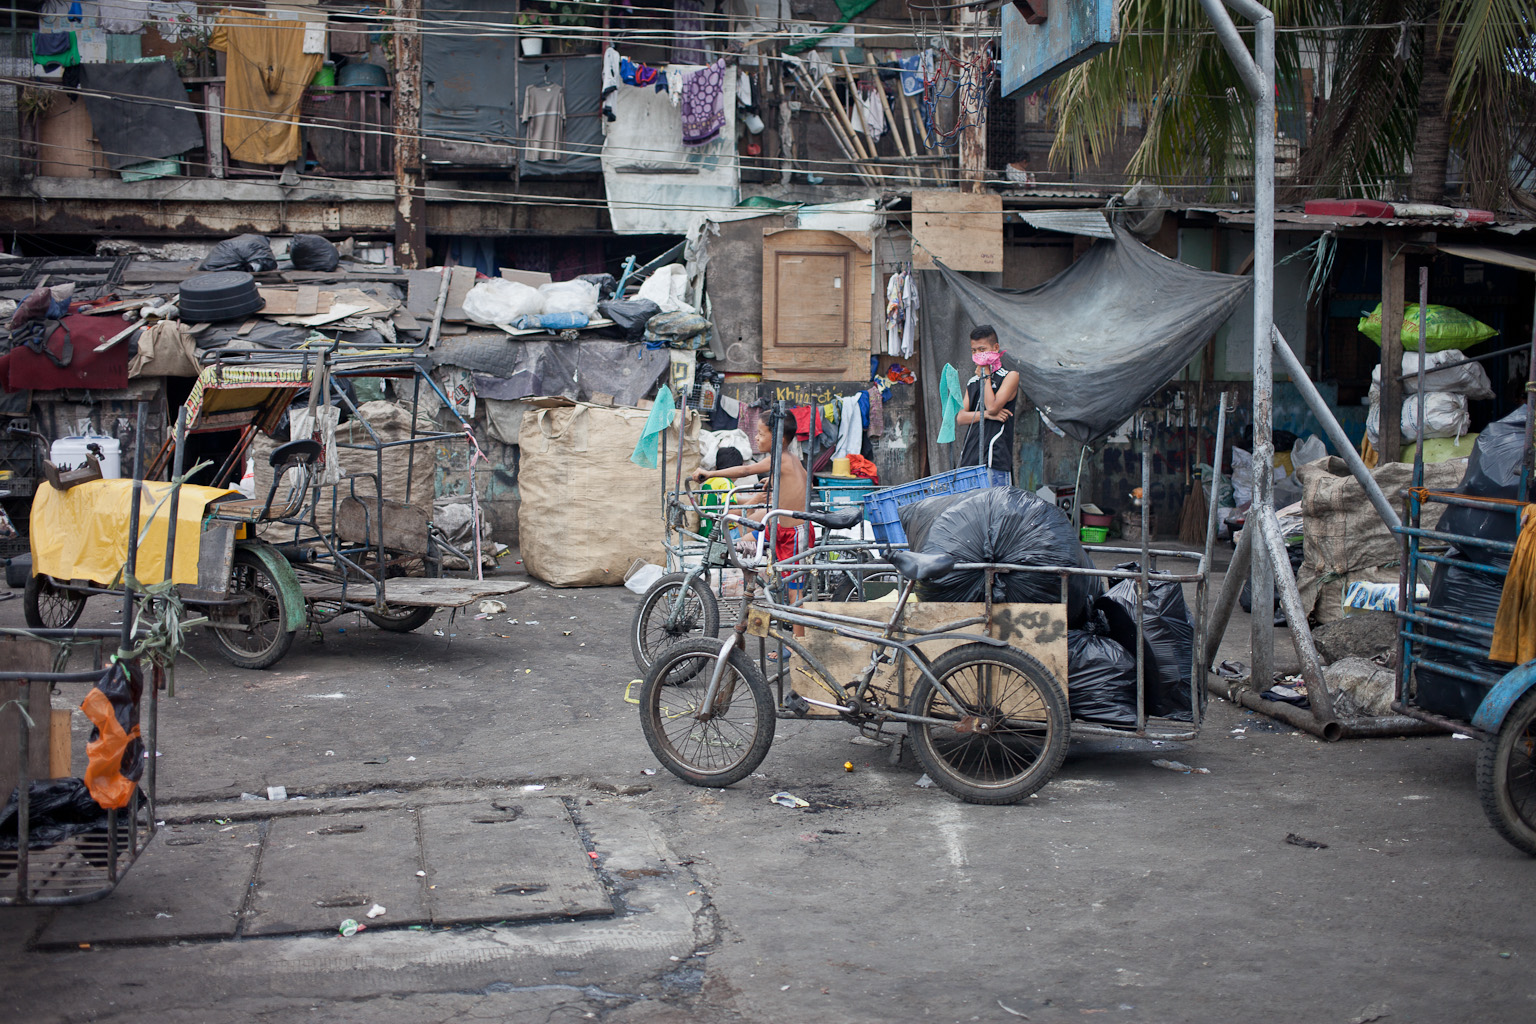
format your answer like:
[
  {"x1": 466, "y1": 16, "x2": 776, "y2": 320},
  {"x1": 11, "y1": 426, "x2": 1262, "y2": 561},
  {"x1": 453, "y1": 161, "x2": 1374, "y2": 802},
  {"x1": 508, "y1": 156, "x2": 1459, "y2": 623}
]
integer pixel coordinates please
[
  {"x1": 1231, "y1": 447, "x2": 1254, "y2": 509},
  {"x1": 538, "y1": 279, "x2": 600, "y2": 317},
  {"x1": 463, "y1": 278, "x2": 544, "y2": 325},
  {"x1": 698, "y1": 428, "x2": 753, "y2": 471},
  {"x1": 1372, "y1": 349, "x2": 1494, "y2": 398},
  {"x1": 1401, "y1": 392, "x2": 1470, "y2": 441},
  {"x1": 1291, "y1": 434, "x2": 1327, "y2": 468},
  {"x1": 636, "y1": 264, "x2": 693, "y2": 313}
]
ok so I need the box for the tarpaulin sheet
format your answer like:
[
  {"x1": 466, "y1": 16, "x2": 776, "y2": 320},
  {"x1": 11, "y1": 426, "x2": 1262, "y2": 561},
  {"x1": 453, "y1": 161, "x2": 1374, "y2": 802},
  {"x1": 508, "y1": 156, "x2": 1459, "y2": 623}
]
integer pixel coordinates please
[
  {"x1": 421, "y1": 0, "x2": 601, "y2": 174},
  {"x1": 432, "y1": 336, "x2": 668, "y2": 408},
  {"x1": 30, "y1": 479, "x2": 236, "y2": 586},
  {"x1": 917, "y1": 225, "x2": 1250, "y2": 453},
  {"x1": 79, "y1": 62, "x2": 204, "y2": 169}
]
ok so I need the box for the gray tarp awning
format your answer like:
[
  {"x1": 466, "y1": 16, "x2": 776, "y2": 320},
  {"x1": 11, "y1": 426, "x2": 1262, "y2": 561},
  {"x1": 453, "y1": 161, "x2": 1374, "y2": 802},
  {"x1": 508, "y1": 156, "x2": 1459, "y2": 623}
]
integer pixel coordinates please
[
  {"x1": 1437, "y1": 243, "x2": 1536, "y2": 274},
  {"x1": 917, "y1": 225, "x2": 1251, "y2": 457}
]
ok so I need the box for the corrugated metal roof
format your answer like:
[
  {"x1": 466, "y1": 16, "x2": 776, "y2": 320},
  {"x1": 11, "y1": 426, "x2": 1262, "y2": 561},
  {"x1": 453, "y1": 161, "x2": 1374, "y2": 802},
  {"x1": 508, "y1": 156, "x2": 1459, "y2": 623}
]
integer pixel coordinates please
[
  {"x1": 1015, "y1": 209, "x2": 1113, "y2": 238},
  {"x1": 1438, "y1": 243, "x2": 1536, "y2": 273}
]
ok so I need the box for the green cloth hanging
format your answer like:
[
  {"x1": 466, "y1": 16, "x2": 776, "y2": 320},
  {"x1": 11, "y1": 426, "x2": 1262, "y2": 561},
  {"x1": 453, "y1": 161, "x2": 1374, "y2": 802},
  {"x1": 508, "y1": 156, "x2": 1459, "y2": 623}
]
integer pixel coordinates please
[
  {"x1": 937, "y1": 363, "x2": 964, "y2": 444},
  {"x1": 630, "y1": 386, "x2": 676, "y2": 469},
  {"x1": 783, "y1": 0, "x2": 879, "y2": 54}
]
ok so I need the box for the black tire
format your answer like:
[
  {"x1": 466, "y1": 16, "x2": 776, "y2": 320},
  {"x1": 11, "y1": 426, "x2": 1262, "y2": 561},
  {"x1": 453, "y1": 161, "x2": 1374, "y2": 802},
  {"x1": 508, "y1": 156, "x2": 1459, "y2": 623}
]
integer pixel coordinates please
[
  {"x1": 205, "y1": 550, "x2": 296, "y2": 669},
  {"x1": 638, "y1": 638, "x2": 774, "y2": 788},
  {"x1": 23, "y1": 574, "x2": 87, "y2": 629},
  {"x1": 362, "y1": 558, "x2": 442, "y2": 633},
  {"x1": 906, "y1": 643, "x2": 1070, "y2": 805},
  {"x1": 1477, "y1": 687, "x2": 1536, "y2": 856},
  {"x1": 631, "y1": 572, "x2": 720, "y2": 674}
]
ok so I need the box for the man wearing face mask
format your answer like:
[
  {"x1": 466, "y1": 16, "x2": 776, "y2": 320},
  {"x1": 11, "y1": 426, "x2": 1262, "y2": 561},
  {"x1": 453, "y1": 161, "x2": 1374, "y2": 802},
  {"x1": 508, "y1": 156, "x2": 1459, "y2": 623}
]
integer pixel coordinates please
[{"x1": 956, "y1": 323, "x2": 1019, "y2": 478}]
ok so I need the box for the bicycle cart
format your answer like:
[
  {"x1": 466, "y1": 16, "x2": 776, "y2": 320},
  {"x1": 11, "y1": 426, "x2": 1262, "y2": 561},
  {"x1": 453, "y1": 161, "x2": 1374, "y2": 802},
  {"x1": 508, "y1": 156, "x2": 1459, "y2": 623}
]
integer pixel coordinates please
[
  {"x1": 1394, "y1": 486, "x2": 1536, "y2": 855},
  {"x1": 635, "y1": 404, "x2": 1220, "y2": 805},
  {"x1": 23, "y1": 348, "x2": 527, "y2": 669}
]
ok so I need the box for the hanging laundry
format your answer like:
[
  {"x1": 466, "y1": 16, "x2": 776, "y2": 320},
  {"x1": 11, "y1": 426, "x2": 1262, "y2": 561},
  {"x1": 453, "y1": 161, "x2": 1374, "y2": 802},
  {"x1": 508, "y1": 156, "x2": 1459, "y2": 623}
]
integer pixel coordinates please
[
  {"x1": 98, "y1": 0, "x2": 148, "y2": 34},
  {"x1": 834, "y1": 394, "x2": 864, "y2": 459},
  {"x1": 673, "y1": 0, "x2": 708, "y2": 64},
  {"x1": 521, "y1": 82, "x2": 566, "y2": 161},
  {"x1": 855, "y1": 86, "x2": 886, "y2": 140},
  {"x1": 621, "y1": 56, "x2": 668, "y2": 92},
  {"x1": 679, "y1": 58, "x2": 728, "y2": 146},
  {"x1": 899, "y1": 51, "x2": 932, "y2": 97},
  {"x1": 601, "y1": 46, "x2": 621, "y2": 122},
  {"x1": 937, "y1": 364, "x2": 963, "y2": 443},
  {"x1": 209, "y1": 9, "x2": 322, "y2": 165},
  {"x1": 885, "y1": 271, "x2": 904, "y2": 356},
  {"x1": 900, "y1": 272, "x2": 919, "y2": 359}
]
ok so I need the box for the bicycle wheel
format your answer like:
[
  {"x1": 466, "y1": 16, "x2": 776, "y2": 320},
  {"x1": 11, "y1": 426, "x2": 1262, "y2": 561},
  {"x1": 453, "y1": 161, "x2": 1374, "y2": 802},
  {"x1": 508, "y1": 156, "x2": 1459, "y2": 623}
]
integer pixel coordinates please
[
  {"x1": 363, "y1": 557, "x2": 442, "y2": 634},
  {"x1": 1477, "y1": 687, "x2": 1536, "y2": 856},
  {"x1": 205, "y1": 550, "x2": 296, "y2": 670},
  {"x1": 906, "y1": 643, "x2": 1069, "y2": 805},
  {"x1": 638, "y1": 638, "x2": 774, "y2": 788},
  {"x1": 23, "y1": 574, "x2": 87, "y2": 630},
  {"x1": 631, "y1": 572, "x2": 720, "y2": 674}
]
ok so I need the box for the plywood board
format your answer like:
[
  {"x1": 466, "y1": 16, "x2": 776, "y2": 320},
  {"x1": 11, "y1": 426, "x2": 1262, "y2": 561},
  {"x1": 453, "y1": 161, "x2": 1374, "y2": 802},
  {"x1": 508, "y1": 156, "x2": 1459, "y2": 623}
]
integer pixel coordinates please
[
  {"x1": 793, "y1": 602, "x2": 1067, "y2": 718},
  {"x1": 761, "y1": 229, "x2": 872, "y2": 382},
  {"x1": 441, "y1": 265, "x2": 479, "y2": 322},
  {"x1": 911, "y1": 190, "x2": 1004, "y2": 272},
  {"x1": 500, "y1": 268, "x2": 553, "y2": 288}
]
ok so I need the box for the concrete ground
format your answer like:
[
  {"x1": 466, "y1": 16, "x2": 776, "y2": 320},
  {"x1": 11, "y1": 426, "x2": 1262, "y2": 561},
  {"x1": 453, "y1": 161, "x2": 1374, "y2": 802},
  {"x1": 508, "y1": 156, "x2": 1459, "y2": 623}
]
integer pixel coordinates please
[{"x1": 1, "y1": 550, "x2": 1533, "y2": 1024}]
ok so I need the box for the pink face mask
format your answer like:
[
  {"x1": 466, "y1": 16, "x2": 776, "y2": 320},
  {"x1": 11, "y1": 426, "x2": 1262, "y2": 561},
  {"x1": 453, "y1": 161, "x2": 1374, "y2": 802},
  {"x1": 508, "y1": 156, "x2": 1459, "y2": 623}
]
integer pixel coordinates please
[{"x1": 972, "y1": 351, "x2": 1001, "y2": 368}]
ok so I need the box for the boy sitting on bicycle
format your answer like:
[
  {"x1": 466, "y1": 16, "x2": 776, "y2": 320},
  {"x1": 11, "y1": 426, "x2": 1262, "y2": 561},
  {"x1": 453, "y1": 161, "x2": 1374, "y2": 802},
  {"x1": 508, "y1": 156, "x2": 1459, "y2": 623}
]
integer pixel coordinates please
[{"x1": 691, "y1": 414, "x2": 811, "y2": 607}]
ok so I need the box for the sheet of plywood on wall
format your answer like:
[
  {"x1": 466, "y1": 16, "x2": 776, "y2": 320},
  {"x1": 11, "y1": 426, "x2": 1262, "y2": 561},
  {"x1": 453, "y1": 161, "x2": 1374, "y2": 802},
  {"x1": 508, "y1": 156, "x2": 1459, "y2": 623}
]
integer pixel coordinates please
[
  {"x1": 761, "y1": 229, "x2": 872, "y2": 381},
  {"x1": 910, "y1": 190, "x2": 1003, "y2": 272}
]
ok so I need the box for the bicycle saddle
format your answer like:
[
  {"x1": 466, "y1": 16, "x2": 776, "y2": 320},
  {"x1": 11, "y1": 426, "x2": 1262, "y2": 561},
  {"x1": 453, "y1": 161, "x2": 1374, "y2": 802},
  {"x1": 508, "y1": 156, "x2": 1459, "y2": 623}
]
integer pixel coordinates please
[
  {"x1": 889, "y1": 549, "x2": 957, "y2": 581},
  {"x1": 787, "y1": 506, "x2": 864, "y2": 531}
]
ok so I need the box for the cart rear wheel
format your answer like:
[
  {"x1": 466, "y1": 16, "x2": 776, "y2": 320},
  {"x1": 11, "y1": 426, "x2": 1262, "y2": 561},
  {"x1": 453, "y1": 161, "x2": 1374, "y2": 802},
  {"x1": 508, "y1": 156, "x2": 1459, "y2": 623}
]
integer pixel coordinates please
[
  {"x1": 639, "y1": 638, "x2": 774, "y2": 788},
  {"x1": 206, "y1": 550, "x2": 295, "y2": 669},
  {"x1": 907, "y1": 643, "x2": 1069, "y2": 805},
  {"x1": 1477, "y1": 687, "x2": 1536, "y2": 856},
  {"x1": 23, "y1": 574, "x2": 87, "y2": 629},
  {"x1": 362, "y1": 559, "x2": 442, "y2": 633},
  {"x1": 631, "y1": 572, "x2": 720, "y2": 674}
]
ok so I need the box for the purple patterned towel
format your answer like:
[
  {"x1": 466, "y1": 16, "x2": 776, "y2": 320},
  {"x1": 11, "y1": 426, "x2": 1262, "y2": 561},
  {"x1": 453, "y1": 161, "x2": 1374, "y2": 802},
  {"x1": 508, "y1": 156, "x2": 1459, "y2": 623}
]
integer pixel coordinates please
[{"x1": 680, "y1": 58, "x2": 727, "y2": 147}]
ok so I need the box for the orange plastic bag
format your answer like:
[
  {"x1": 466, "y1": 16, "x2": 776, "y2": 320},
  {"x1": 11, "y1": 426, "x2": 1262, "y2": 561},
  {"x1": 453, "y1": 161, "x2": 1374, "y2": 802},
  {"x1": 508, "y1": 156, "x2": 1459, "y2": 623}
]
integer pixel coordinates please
[{"x1": 81, "y1": 664, "x2": 143, "y2": 810}]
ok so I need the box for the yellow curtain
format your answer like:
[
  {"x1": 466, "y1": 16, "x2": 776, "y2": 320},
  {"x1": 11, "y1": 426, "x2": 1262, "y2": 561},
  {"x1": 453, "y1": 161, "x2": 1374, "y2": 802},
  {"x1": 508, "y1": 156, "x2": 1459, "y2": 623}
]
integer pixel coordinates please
[
  {"x1": 1490, "y1": 505, "x2": 1536, "y2": 665},
  {"x1": 209, "y1": 10, "x2": 322, "y2": 165}
]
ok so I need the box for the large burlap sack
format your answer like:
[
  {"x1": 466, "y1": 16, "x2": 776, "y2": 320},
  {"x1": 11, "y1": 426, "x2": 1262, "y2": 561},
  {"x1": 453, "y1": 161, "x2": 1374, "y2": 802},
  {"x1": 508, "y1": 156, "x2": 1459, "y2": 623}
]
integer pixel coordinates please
[
  {"x1": 517, "y1": 401, "x2": 699, "y2": 587},
  {"x1": 1294, "y1": 456, "x2": 1467, "y2": 624},
  {"x1": 252, "y1": 400, "x2": 437, "y2": 541}
]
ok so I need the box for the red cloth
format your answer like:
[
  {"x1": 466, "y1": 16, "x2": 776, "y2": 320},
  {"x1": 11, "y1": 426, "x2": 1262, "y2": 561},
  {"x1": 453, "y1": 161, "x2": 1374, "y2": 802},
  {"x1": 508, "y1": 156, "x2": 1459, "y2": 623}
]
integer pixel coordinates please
[
  {"x1": 0, "y1": 314, "x2": 130, "y2": 392},
  {"x1": 774, "y1": 522, "x2": 811, "y2": 590},
  {"x1": 847, "y1": 453, "x2": 879, "y2": 483},
  {"x1": 791, "y1": 405, "x2": 816, "y2": 440}
]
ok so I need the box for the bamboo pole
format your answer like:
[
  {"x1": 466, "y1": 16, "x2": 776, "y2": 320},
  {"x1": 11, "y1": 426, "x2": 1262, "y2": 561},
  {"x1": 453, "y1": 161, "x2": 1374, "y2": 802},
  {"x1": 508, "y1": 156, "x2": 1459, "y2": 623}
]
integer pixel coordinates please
[
  {"x1": 896, "y1": 84, "x2": 937, "y2": 183},
  {"x1": 787, "y1": 63, "x2": 880, "y2": 188},
  {"x1": 799, "y1": 64, "x2": 884, "y2": 186},
  {"x1": 867, "y1": 54, "x2": 916, "y2": 186}
]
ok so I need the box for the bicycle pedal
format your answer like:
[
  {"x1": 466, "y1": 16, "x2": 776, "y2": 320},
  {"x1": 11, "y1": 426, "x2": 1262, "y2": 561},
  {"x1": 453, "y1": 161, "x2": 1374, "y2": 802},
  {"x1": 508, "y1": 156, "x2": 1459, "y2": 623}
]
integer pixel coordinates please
[{"x1": 779, "y1": 691, "x2": 811, "y2": 718}]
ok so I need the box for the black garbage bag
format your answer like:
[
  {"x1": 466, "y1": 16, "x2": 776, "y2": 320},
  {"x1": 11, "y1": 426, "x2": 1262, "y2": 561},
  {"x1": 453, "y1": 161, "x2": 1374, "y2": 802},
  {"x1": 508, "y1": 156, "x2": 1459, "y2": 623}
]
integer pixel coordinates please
[
  {"x1": 579, "y1": 272, "x2": 618, "y2": 297},
  {"x1": 1067, "y1": 611, "x2": 1139, "y2": 726},
  {"x1": 289, "y1": 234, "x2": 340, "y2": 272},
  {"x1": 1239, "y1": 539, "x2": 1303, "y2": 619},
  {"x1": 1437, "y1": 405, "x2": 1528, "y2": 557},
  {"x1": 597, "y1": 298, "x2": 661, "y2": 344},
  {"x1": 200, "y1": 234, "x2": 278, "y2": 273},
  {"x1": 1095, "y1": 563, "x2": 1194, "y2": 721},
  {"x1": 0, "y1": 778, "x2": 108, "y2": 850},
  {"x1": 1416, "y1": 551, "x2": 1511, "y2": 719},
  {"x1": 896, "y1": 488, "x2": 1102, "y2": 627}
]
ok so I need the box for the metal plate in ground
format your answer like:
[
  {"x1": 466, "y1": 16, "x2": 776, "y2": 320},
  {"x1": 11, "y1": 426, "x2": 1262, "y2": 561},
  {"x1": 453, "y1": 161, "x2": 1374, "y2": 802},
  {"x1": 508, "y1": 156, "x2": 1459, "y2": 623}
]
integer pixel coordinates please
[
  {"x1": 34, "y1": 821, "x2": 262, "y2": 947},
  {"x1": 245, "y1": 809, "x2": 429, "y2": 935},
  {"x1": 418, "y1": 800, "x2": 613, "y2": 925}
]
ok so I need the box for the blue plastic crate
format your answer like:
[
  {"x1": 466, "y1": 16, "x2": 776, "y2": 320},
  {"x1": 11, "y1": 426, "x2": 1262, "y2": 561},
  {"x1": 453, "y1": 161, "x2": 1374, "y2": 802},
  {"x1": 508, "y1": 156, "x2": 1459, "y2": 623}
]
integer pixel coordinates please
[
  {"x1": 814, "y1": 475, "x2": 876, "y2": 508},
  {"x1": 862, "y1": 467, "x2": 1011, "y2": 545}
]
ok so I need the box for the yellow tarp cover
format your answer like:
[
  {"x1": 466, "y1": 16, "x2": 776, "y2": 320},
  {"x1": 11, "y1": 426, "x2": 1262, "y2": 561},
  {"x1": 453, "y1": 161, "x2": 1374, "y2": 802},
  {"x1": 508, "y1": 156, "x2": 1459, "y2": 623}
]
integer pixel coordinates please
[
  {"x1": 209, "y1": 9, "x2": 322, "y2": 166},
  {"x1": 31, "y1": 479, "x2": 237, "y2": 587}
]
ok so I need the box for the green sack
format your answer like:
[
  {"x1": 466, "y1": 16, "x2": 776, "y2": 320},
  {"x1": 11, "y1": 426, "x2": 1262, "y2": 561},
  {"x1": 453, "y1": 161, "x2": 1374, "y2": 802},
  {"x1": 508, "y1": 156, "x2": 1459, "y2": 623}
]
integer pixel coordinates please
[{"x1": 1357, "y1": 303, "x2": 1498, "y2": 352}]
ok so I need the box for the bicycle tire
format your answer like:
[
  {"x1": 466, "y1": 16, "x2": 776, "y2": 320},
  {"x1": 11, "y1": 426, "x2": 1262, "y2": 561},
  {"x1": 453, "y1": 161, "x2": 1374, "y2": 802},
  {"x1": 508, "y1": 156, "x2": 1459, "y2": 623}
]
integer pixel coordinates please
[
  {"x1": 363, "y1": 558, "x2": 443, "y2": 633},
  {"x1": 630, "y1": 572, "x2": 720, "y2": 674},
  {"x1": 205, "y1": 550, "x2": 296, "y2": 670},
  {"x1": 639, "y1": 638, "x2": 774, "y2": 788},
  {"x1": 907, "y1": 643, "x2": 1069, "y2": 805},
  {"x1": 23, "y1": 574, "x2": 87, "y2": 630},
  {"x1": 1477, "y1": 687, "x2": 1536, "y2": 856}
]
